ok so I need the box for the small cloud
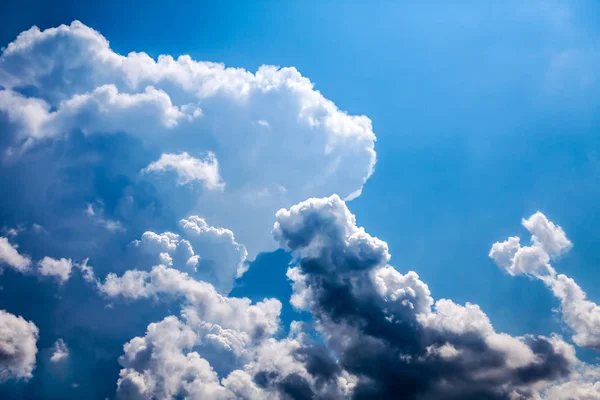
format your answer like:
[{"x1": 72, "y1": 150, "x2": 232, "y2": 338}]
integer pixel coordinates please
[
  {"x1": 85, "y1": 204, "x2": 125, "y2": 233},
  {"x1": 257, "y1": 120, "x2": 270, "y2": 128},
  {"x1": 0, "y1": 236, "x2": 32, "y2": 272},
  {"x1": 50, "y1": 339, "x2": 69, "y2": 363},
  {"x1": 38, "y1": 257, "x2": 73, "y2": 284},
  {"x1": 142, "y1": 152, "x2": 225, "y2": 191},
  {"x1": 32, "y1": 224, "x2": 47, "y2": 234}
]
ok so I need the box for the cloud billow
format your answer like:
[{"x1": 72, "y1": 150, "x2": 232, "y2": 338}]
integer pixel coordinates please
[
  {"x1": 273, "y1": 195, "x2": 577, "y2": 399},
  {"x1": 0, "y1": 21, "x2": 377, "y2": 261}
]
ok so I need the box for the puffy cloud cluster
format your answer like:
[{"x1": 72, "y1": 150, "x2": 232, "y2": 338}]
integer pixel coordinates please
[
  {"x1": 109, "y1": 196, "x2": 589, "y2": 400},
  {"x1": 490, "y1": 212, "x2": 600, "y2": 350},
  {"x1": 0, "y1": 310, "x2": 39, "y2": 382},
  {"x1": 0, "y1": 21, "x2": 377, "y2": 260},
  {"x1": 272, "y1": 196, "x2": 577, "y2": 399},
  {"x1": 115, "y1": 314, "x2": 356, "y2": 400},
  {"x1": 0, "y1": 235, "x2": 85, "y2": 285},
  {"x1": 100, "y1": 265, "x2": 280, "y2": 341},
  {"x1": 131, "y1": 215, "x2": 247, "y2": 293}
]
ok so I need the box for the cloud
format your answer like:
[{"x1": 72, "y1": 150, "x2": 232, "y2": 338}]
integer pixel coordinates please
[
  {"x1": 100, "y1": 265, "x2": 280, "y2": 340},
  {"x1": 142, "y1": 152, "x2": 225, "y2": 190},
  {"x1": 115, "y1": 314, "x2": 354, "y2": 400},
  {"x1": 0, "y1": 309, "x2": 39, "y2": 382},
  {"x1": 541, "y1": 363, "x2": 600, "y2": 399},
  {"x1": 0, "y1": 21, "x2": 376, "y2": 260},
  {"x1": 490, "y1": 212, "x2": 600, "y2": 350},
  {"x1": 0, "y1": 85, "x2": 199, "y2": 142},
  {"x1": 115, "y1": 316, "x2": 267, "y2": 400},
  {"x1": 38, "y1": 257, "x2": 73, "y2": 284},
  {"x1": 0, "y1": 236, "x2": 31, "y2": 272},
  {"x1": 272, "y1": 195, "x2": 576, "y2": 399},
  {"x1": 131, "y1": 215, "x2": 247, "y2": 293},
  {"x1": 103, "y1": 197, "x2": 600, "y2": 400},
  {"x1": 49, "y1": 339, "x2": 69, "y2": 363}
]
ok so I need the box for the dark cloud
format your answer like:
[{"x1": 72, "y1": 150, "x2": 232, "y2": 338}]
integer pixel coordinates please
[{"x1": 273, "y1": 195, "x2": 576, "y2": 400}]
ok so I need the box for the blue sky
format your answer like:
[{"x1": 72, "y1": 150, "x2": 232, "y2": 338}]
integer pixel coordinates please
[{"x1": 1, "y1": 1, "x2": 600, "y2": 399}]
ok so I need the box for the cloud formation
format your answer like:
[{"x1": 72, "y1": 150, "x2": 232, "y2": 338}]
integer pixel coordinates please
[
  {"x1": 130, "y1": 215, "x2": 247, "y2": 293},
  {"x1": 0, "y1": 310, "x2": 39, "y2": 382},
  {"x1": 142, "y1": 152, "x2": 225, "y2": 190},
  {"x1": 49, "y1": 339, "x2": 69, "y2": 363},
  {"x1": 272, "y1": 196, "x2": 578, "y2": 399},
  {"x1": 110, "y1": 196, "x2": 592, "y2": 400},
  {"x1": 37, "y1": 257, "x2": 73, "y2": 284},
  {"x1": 0, "y1": 237, "x2": 31, "y2": 272},
  {"x1": 491, "y1": 212, "x2": 600, "y2": 350},
  {"x1": 0, "y1": 21, "x2": 377, "y2": 260}
]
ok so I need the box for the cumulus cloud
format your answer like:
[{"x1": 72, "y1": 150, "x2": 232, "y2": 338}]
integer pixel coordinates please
[
  {"x1": 38, "y1": 257, "x2": 73, "y2": 284},
  {"x1": 272, "y1": 195, "x2": 576, "y2": 399},
  {"x1": 116, "y1": 314, "x2": 355, "y2": 400},
  {"x1": 142, "y1": 152, "x2": 225, "y2": 190},
  {"x1": 490, "y1": 212, "x2": 600, "y2": 350},
  {"x1": 0, "y1": 310, "x2": 39, "y2": 382},
  {"x1": 0, "y1": 236, "x2": 31, "y2": 272},
  {"x1": 106, "y1": 196, "x2": 600, "y2": 400},
  {"x1": 131, "y1": 215, "x2": 247, "y2": 293},
  {"x1": 100, "y1": 265, "x2": 280, "y2": 340},
  {"x1": 0, "y1": 21, "x2": 376, "y2": 260},
  {"x1": 49, "y1": 338, "x2": 69, "y2": 363},
  {"x1": 115, "y1": 316, "x2": 268, "y2": 400}
]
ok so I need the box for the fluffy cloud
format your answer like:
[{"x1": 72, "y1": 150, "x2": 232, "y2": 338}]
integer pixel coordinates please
[
  {"x1": 107, "y1": 196, "x2": 600, "y2": 400},
  {"x1": 541, "y1": 363, "x2": 600, "y2": 399},
  {"x1": 490, "y1": 212, "x2": 600, "y2": 350},
  {"x1": 49, "y1": 338, "x2": 69, "y2": 363},
  {"x1": 0, "y1": 21, "x2": 377, "y2": 260},
  {"x1": 0, "y1": 85, "x2": 199, "y2": 141},
  {"x1": 116, "y1": 316, "x2": 234, "y2": 400},
  {"x1": 38, "y1": 256, "x2": 73, "y2": 284},
  {"x1": 100, "y1": 265, "x2": 280, "y2": 340},
  {"x1": 0, "y1": 310, "x2": 39, "y2": 382},
  {"x1": 0, "y1": 236, "x2": 31, "y2": 272},
  {"x1": 273, "y1": 195, "x2": 576, "y2": 399},
  {"x1": 131, "y1": 215, "x2": 247, "y2": 293},
  {"x1": 142, "y1": 152, "x2": 224, "y2": 190},
  {"x1": 116, "y1": 315, "x2": 353, "y2": 400}
]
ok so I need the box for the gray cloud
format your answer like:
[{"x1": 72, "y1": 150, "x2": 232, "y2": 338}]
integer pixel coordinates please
[{"x1": 273, "y1": 195, "x2": 577, "y2": 399}]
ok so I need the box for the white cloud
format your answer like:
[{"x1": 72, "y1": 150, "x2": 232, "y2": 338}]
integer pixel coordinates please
[
  {"x1": 541, "y1": 363, "x2": 600, "y2": 399},
  {"x1": 490, "y1": 212, "x2": 600, "y2": 350},
  {"x1": 38, "y1": 257, "x2": 73, "y2": 284},
  {"x1": 522, "y1": 212, "x2": 572, "y2": 258},
  {"x1": 0, "y1": 310, "x2": 39, "y2": 381},
  {"x1": 0, "y1": 21, "x2": 377, "y2": 260},
  {"x1": 0, "y1": 85, "x2": 199, "y2": 141},
  {"x1": 49, "y1": 339, "x2": 69, "y2": 363},
  {"x1": 116, "y1": 316, "x2": 272, "y2": 400},
  {"x1": 100, "y1": 265, "x2": 280, "y2": 339},
  {"x1": 179, "y1": 216, "x2": 248, "y2": 288},
  {"x1": 131, "y1": 215, "x2": 247, "y2": 293},
  {"x1": 143, "y1": 152, "x2": 225, "y2": 190},
  {"x1": 0, "y1": 237, "x2": 31, "y2": 272}
]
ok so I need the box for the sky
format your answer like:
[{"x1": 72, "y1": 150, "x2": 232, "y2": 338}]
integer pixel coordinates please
[{"x1": 0, "y1": 1, "x2": 600, "y2": 399}]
